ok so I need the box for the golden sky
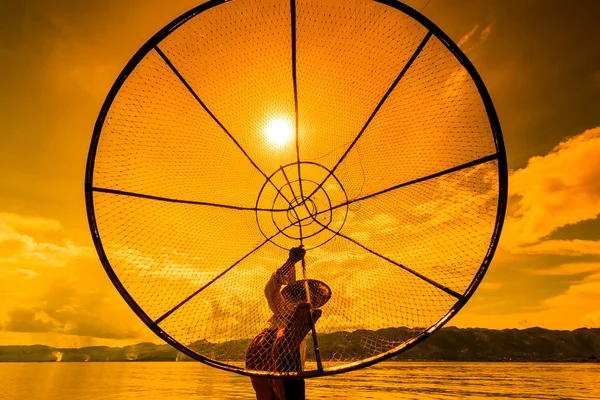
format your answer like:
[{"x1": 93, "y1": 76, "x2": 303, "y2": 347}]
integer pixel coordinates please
[{"x1": 1, "y1": 0, "x2": 600, "y2": 348}]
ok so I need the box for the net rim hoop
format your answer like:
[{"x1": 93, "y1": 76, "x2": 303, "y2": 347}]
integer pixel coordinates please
[{"x1": 84, "y1": 0, "x2": 508, "y2": 379}]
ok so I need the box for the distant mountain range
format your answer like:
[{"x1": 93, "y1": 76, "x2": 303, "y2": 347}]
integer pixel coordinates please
[{"x1": 1, "y1": 327, "x2": 598, "y2": 363}]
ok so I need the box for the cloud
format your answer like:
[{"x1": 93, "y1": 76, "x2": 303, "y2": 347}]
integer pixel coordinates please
[
  {"x1": 480, "y1": 23, "x2": 494, "y2": 41},
  {"x1": 0, "y1": 268, "x2": 39, "y2": 279},
  {"x1": 527, "y1": 263, "x2": 600, "y2": 328},
  {"x1": 457, "y1": 261, "x2": 600, "y2": 330},
  {"x1": 455, "y1": 281, "x2": 600, "y2": 330},
  {"x1": 0, "y1": 212, "x2": 92, "y2": 267},
  {"x1": 455, "y1": 128, "x2": 600, "y2": 329},
  {"x1": 502, "y1": 127, "x2": 600, "y2": 253},
  {"x1": 4, "y1": 308, "x2": 59, "y2": 333},
  {"x1": 469, "y1": 128, "x2": 600, "y2": 329},
  {"x1": 529, "y1": 262, "x2": 600, "y2": 276},
  {"x1": 515, "y1": 240, "x2": 600, "y2": 256},
  {"x1": 0, "y1": 211, "x2": 148, "y2": 342},
  {"x1": 478, "y1": 281, "x2": 503, "y2": 291},
  {"x1": 1, "y1": 260, "x2": 148, "y2": 340},
  {"x1": 42, "y1": 282, "x2": 144, "y2": 339},
  {"x1": 3, "y1": 300, "x2": 143, "y2": 340},
  {"x1": 539, "y1": 271, "x2": 600, "y2": 327},
  {"x1": 457, "y1": 24, "x2": 479, "y2": 48},
  {"x1": 457, "y1": 22, "x2": 493, "y2": 52},
  {"x1": 0, "y1": 213, "x2": 60, "y2": 232}
]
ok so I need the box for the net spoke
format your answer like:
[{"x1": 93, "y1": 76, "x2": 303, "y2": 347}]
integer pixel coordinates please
[
  {"x1": 286, "y1": 154, "x2": 499, "y2": 227},
  {"x1": 154, "y1": 45, "x2": 269, "y2": 181},
  {"x1": 92, "y1": 186, "x2": 287, "y2": 212},
  {"x1": 280, "y1": 166, "x2": 303, "y2": 241},
  {"x1": 319, "y1": 223, "x2": 464, "y2": 300},
  {"x1": 152, "y1": 236, "x2": 275, "y2": 326},
  {"x1": 297, "y1": 30, "x2": 434, "y2": 208},
  {"x1": 154, "y1": 45, "x2": 293, "y2": 209},
  {"x1": 291, "y1": 0, "x2": 304, "y2": 199}
]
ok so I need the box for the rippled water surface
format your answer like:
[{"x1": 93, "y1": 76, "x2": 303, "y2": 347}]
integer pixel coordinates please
[{"x1": 1, "y1": 362, "x2": 598, "y2": 399}]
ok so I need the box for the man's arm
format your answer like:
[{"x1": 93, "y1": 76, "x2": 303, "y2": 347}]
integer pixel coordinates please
[{"x1": 264, "y1": 246, "x2": 305, "y2": 314}]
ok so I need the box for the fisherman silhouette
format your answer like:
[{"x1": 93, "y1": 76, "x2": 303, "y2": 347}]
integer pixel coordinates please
[{"x1": 246, "y1": 245, "x2": 330, "y2": 400}]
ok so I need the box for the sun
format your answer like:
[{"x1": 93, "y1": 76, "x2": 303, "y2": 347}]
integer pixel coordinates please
[{"x1": 265, "y1": 117, "x2": 293, "y2": 146}]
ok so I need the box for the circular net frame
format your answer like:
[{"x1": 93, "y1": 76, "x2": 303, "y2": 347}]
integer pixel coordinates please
[{"x1": 85, "y1": 0, "x2": 507, "y2": 378}]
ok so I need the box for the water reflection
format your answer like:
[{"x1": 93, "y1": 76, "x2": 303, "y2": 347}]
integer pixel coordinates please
[{"x1": 0, "y1": 362, "x2": 598, "y2": 399}]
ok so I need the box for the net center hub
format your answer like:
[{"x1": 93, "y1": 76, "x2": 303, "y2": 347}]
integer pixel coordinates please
[{"x1": 287, "y1": 196, "x2": 317, "y2": 225}]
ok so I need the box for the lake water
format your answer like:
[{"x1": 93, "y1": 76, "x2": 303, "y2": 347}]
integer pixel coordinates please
[{"x1": 0, "y1": 362, "x2": 598, "y2": 400}]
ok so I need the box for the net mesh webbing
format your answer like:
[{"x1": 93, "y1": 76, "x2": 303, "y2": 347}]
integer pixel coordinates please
[{"x1": 87, "y1": 0, "x2": 506, "y2": 378}]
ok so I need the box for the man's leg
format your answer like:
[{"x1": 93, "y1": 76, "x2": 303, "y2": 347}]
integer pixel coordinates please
[
  {"x1": 283, "y1": 378, "x2": 306, "y2": 400},
  {"x1": 250, "y1": 377, "x2": 280, "y2": 400}
]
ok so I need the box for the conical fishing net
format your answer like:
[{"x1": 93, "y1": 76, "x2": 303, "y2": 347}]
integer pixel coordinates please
[{"x1": 86, "y1": 0, "x2": 507, "y2": 378}]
